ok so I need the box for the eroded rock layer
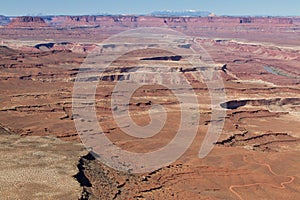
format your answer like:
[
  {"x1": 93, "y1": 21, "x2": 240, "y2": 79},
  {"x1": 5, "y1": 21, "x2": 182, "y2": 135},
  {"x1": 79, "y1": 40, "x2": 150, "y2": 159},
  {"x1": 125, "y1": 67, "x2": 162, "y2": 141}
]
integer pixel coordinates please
[{"x1": 0, "y1": 15, "x2": 299, "y2": 199}]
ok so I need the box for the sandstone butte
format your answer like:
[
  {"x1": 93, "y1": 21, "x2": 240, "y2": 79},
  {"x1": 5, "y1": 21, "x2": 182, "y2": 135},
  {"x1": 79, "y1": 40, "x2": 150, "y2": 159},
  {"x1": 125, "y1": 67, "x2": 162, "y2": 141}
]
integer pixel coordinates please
[{"x1": 7, "y1": 16, "x2": 49, "y2": 28}]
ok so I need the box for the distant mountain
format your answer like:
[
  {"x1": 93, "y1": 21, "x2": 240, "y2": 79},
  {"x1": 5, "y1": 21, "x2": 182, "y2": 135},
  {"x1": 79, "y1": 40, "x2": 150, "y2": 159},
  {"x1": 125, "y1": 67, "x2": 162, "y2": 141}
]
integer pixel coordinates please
[
  {"x1": 150, "y1": 10, "x2": 212, "y2": 17},
  {"x1": 0, "y1": 15, "x2": 10, "y2": 25}
]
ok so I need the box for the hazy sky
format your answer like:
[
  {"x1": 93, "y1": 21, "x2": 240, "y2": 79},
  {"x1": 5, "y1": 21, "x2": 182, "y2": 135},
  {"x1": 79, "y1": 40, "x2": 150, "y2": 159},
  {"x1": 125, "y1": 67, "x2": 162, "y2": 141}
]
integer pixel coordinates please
[{"x1": 0, "y1": 0, "x2": 299, "y2": 16}]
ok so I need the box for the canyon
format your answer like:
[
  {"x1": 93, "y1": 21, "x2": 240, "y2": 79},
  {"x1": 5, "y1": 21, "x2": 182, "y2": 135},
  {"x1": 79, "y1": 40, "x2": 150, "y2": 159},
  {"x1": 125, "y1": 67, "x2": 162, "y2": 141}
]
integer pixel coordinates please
[{"x1": 0, "y1": 14, "x2": 299, "y2": 199}]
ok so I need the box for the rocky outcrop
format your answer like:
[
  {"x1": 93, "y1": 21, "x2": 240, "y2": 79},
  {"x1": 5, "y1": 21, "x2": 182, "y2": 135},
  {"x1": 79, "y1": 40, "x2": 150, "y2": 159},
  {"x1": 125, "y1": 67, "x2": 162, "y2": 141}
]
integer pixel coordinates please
[
  {"x1": 216, "y1": 131, "x2": 299, "y2": 151},
  {"x1": 0, "y1": 16, "x2": 298, "y2": 43},
  {"x1": 64, "y1": 15, "x2": 97, "y2": 27},
  {"x1": 239, "y1": 17, "x2": 252, "y2": 24},
  {"x1": 50, "y1": 15, "x2": 98, "y2": 27},
  {"x1": 47, "y1": 16, "x2": 296, "y2": 28},
  {"x1": 67, "y1": 15, "x2": 97, "y2": 23},
  {"x1": 221, "y1": 98, "x2": 300, "y2": 109},
  {"x1": 34, "y1": 42, "x2": 97, "y2": 53},
  {"x1": 8, "y1": 16, "x2": 48, "y2": 28}
]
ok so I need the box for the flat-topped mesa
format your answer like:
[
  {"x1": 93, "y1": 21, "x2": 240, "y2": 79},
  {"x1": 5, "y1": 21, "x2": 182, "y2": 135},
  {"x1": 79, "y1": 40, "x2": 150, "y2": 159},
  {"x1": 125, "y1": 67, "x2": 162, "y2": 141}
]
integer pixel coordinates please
[
  {"x1": 51, "y1": 15, "x2": 98, "y2": 27},
  {"x1": 8, "y1": 16, "x2": 49, "y2": 28},
  {"x1": 66, "y1": 15, "x2": 97, "y2": 23},
  {"x1": 11, "y1": 15, "x2": 295, "y2": 29},
  {"x1": 77, "y1": 16, "x2": 294, "y2": 28}
]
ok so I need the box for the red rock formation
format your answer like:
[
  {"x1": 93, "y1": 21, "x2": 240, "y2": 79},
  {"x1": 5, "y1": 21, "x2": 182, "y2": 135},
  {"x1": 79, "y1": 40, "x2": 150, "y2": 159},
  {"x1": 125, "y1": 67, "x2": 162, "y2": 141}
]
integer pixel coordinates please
[
  {"x1": 0, "y1": 20, "x2": 300, "y2": 199},
  {"x1": 8, "y1": 16, "x2": 48, "y2": 28},
  {"x1": 5, "y1": 15, "x2": 297, "y2": 29},
  {"x1": 50, "y1": 15, "x2": 98, "y2": 27},
  {"x1": 44, "y1": 15, "x2": 296, "y2": 33}
]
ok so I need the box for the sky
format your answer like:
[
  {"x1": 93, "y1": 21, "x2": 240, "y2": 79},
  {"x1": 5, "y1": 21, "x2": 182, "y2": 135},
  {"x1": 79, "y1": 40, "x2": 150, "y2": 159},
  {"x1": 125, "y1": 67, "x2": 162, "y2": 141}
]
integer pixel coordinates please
[{"x1": 0, "y1": 0, "x2": 299, "y2": 16}]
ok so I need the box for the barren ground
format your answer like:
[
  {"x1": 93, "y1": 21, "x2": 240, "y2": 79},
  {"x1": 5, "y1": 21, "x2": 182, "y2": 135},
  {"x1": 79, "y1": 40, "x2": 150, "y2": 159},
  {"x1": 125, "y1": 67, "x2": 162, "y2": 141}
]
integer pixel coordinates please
[{"x1": 0, "y1": 16, "x2": 299, "y2": 199}]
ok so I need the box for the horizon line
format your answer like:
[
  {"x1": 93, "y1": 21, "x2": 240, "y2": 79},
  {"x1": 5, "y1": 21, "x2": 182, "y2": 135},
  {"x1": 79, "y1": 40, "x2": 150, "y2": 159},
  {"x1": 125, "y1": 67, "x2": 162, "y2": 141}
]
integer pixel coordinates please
[{"x1": 3, "y1": 13, "x2": 300, "y2": 18}]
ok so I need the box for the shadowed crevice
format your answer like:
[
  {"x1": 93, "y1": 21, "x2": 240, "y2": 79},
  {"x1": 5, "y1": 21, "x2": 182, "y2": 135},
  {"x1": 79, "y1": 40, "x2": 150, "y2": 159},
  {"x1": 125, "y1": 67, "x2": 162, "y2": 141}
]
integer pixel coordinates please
[{"x1": 74, "y1": 153, "x2": 95, "y2": 200}]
